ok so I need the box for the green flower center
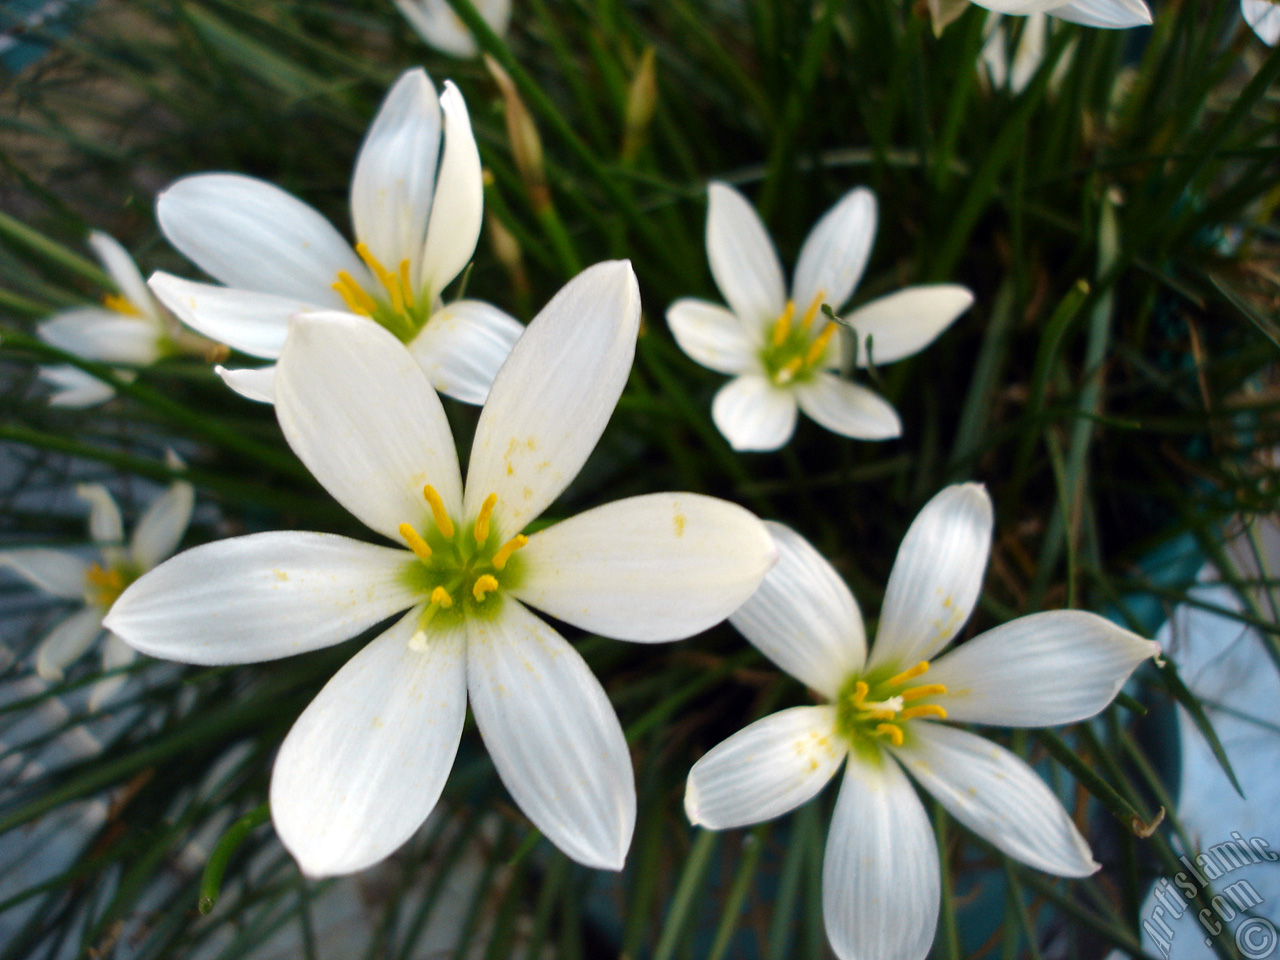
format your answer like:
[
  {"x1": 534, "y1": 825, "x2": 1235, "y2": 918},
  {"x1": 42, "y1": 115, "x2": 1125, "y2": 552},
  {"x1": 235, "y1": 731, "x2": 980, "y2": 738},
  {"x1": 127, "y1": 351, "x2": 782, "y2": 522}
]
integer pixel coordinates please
[
  {"x1": 332, "y1": 242, "x2": 434, "y2": 343},
  {"x1": 84, "y1": 560, "x2": 139, "y2": 609},
  {"x1": 833, "y1": 659, "x2": 949, "y2": 751},
  {"x1": 758, "y1": 289, "x2": 838, "y2": 386}
]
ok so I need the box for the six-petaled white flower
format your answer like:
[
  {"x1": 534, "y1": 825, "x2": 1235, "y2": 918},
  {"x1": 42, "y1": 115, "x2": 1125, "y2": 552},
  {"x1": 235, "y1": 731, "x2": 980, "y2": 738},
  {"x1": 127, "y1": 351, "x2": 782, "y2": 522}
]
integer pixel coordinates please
[
  {"x1": 396, "y1": 0, "x2": 511, "y2": 58},
  {"x1": 684, "y1": 483, "x2": 1159, "y2": 960},
  {"x1": 666, "y1": 183, "x2": 974, "y2": 452},
  {"x1": 105, "y1": 261, "x2": 777, "y2": 877},
  {"x1": 0, "y1": 476, "x2": 194, "y2": 709},
  {"x1": 148, "y1": 68, "x2": 521, "y2": 406}
]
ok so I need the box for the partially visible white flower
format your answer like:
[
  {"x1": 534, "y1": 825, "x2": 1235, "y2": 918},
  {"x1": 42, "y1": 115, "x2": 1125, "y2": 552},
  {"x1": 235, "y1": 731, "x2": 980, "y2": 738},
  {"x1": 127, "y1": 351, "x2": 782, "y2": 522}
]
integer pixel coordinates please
[
  {"x1": 396, "y1": 0, "x2": 511, "y2": 58},
  {"x1": 0, "y1": 476, "x2": 194, "y2": 709},
  {"x1": 980, "y1": 13, "x2": 1078, "y2": 95},
  {"x1": 1243, "y1": 0, "x2": 1280, "y2": 44},
  {"x1": 685, "y1": 484, "x2": 1159, "y2": 960},
  {"x1": 667, "y1": 182, "x2": 973, "y2": 452},
  {"x1": 149, "y1": 68, "x2": 521, "y2": 407},
  {"x1": 931, "y1": 0, "x2": 1151, "y2": 31}
]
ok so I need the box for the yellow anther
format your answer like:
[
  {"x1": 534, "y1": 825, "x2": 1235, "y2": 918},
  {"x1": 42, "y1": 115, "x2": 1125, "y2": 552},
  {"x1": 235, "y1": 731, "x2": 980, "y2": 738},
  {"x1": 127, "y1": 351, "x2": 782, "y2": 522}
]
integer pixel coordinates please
[
  {"x1": 492, "y1": 534, "x2": 529, "y2": 571},
  {"x1": 472, "y1": 574, "x2": 499, "y2": 602},
  {"x1": 85, "y1": 563, "x2": 124, "y2": 593},
  {"x1": 355, "y1": 242, "x2": 394, "y2": 289},
  {"x1": 886, "y1": 661, "x2": 931, "y2": 688},
  {"x1": 398, "y1": 523, "x2": 433, "y2": 560},
  {"x1": 799, "y1": 289, "x2": 826, "y2": 330},
  {"x1": 399, "y1": 258, "x2": 415, "y2": 308},
  {"x1": 430, "y1": 585, "x2": 454, "y2": 609},
  {"x1": 422, "y1": 485, "x2": 455, "y2": 539},
  {"x1": 776, "y1": 356, "x2": 804, "y2": 383},
  {"x1": 102, "y1": 292, "x2": 142, "y2": 317},
  {"x1": 333, "y1": 272, "x2": 377, "y2": 316},
  {"x1": 771, "y1": 300, "x2": 796, "y2": 347},
  {"x1": 851, "y1": 681, "x2": 870, "y2": 707},
  {"x1": 874, "y1": 723, "x2": 905, "y2": 747},
  {"x1": 474, "y1": 493, "x2": 498, "y2": 544},
  {"x1": 901, "y1": 683, "x2": 948, "y2": 702},
  {"x1": 804, "y1": 322, "x2": 838, "y2": 368},
  {"x1": 900, "y1": 704, "x2": 948, "y2": 721}
]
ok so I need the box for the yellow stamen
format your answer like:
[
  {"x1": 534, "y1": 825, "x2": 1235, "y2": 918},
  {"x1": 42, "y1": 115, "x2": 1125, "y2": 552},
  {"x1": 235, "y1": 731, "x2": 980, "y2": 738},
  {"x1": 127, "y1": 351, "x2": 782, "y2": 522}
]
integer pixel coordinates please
[
  {"x1": 776, "y1": 356, "x2": 803, "y2": 383},
  {"x1": 799, "y1": 289, "x2": 826, "y2": 330},
  {"x1": 886, "y1": 661, "x2": 931, "y2": 688},
  {"x1": 851, "y1": 681, "x2": 870, "y2": 707},
  {"x1": 771, "y1": 300, "x2": 796, "y2": 347},
  {"x1": 85, "y1": 563, "x2": 124, "y2": 591},
  {"x1": 333, "y1": 272, "x2": 378, "y2": 316},
  {"x1": 102, "y1": 293, "x2": 142, "y2": 317},
  {"x1": 399, "y1": 259, "x2": 415, "y2": 309},
  {"x1": 422, "y1": 485, "x2": 455, "y2": 538},
  {"x1": 474, "y1": 493, "x2": 498, "y2": 544},
  {"x1": 492, "y1": 534, "x2": 529, "y2": 571},
  {"x1": 398, "y1": 523, "x2": 433, "y2": 560},
  {"x1": 804, "y1": 322, "x2": 838, "y2": 368},
  {"x1": 430, "y1": 585, "x2": 454, "y2": 609},
  {"x1": 472, "y1": 574, "x2": 499, "y2": 602},
  {"x1": 355, "y1": 242, "x2": 404, "y2": 313},
  {"x1": 874, "y1": 723, "x2": 904, "y2": 746},
  {"x1": 900, "y1": 683, "x2": 948, "y2": 702},
  {"x1": 900, "y1": 704, "x2": 948, "y2": 721}
]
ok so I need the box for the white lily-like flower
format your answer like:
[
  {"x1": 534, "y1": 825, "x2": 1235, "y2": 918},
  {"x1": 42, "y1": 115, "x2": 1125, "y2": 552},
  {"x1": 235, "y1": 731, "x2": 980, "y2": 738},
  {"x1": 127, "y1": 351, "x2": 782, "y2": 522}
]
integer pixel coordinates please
[
  {"x1": 148, "y1": 68, "x2": 521, "y2": 406},
  {"x1": 0, "y1": 477, "x2": 194, "y2": 709},
  {"x1": 685, "y1": 484, "x2": 1160, "y2": 960},
  {"x1": 929, "y1": 0, "x2": 1151, "y2": 30},
  {"x1": 667, "y1": 183, "x2": 973, "y2": 452},
  {"x1": 1243, "y1": 0, "x2": 1280, "y2": 44},
  {"x1": 105, "y1": 261, "x2": 776, "y2": 877},
  {"x1": 396, "y1": 0, "x2": 511, "y2": 58}
]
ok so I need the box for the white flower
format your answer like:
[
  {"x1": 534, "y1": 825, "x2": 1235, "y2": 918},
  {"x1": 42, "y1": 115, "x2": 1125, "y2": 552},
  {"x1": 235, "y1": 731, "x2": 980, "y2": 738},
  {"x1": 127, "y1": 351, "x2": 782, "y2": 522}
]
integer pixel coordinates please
[
  {"x1": 666, "y1": 183, "x2": 973, "y2": 452},
  {"x1": 1243, "y1": 0, "x2": 1280, "y2": 44},
  {"x1": 684, "y1": 484, "x2": 1160, "y2": 960},
  {"x1": 0, "y1": 477, "x2": 194, "y2": 709},
  {"x1": 148, "y1": 68, "x2": 521, "y2": 407},
  {"x1": 933, "y1": 0, "x2": 1151, "y2": 30},
  {"x1": 105, "y1": 261, "x2": 777, "y2": 878},
  {"x1": 396, "y1": 0, "x2": 511, "y2": 58},
  {"x1": 981, "y1": 13, "x2": 1048, "y2": 93}
]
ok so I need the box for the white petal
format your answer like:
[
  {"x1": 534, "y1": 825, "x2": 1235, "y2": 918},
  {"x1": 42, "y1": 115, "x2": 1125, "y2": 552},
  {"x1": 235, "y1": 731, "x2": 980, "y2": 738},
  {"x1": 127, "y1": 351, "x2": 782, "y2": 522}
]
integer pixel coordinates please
[
  {"x1": 407, "y1": 299, "x2": 523, "y2": 405},
  {"x1": 418, "y1": 83, "x2": 483, "y2": 300},
  {"x1": 130, "y1": 481, "x2": 195, "y2": 571},
  {"x1": 729, "y1": 522, "x2": 866, "y2": 698},
  {"x1": 706, "y1": 182, "x2": 787, "y2": 330},
  {"x1": 88, "y1": 634, "x2": 136, "y2": 711},
  {"x1": 275, "y1": 312, "x2": 463, "y2": 542},
  {"x1": 156, "y1": 173, "x2": 364, "y2": 304},
  {"x1": 148, "y1": 272, "x2": 316, "y2": 359},
  {"x1": 351, "y1": 68, "x2": 442, "y2": 279},
  {"x1": 464, "y1": 261, "x2": 640, "y2": 538},
  {"x1": 685, "y1": 706, "x2": 845, "y2": 829},
  {"x1": 711, "y1": 374, "x2": 798, "y2": 452},
  {"x1": 795, "y1": 373, "x2": 902, "y2": 441},
  {"x1": 38, "y1": 309, "x2": 162, "y2": 365},
  {"x1": 103, "y1": 532, "x2": 422, "y2": 665},
  {"x1": 973, "y1": 0, "x2": 1066, "y2": 12},
  {"x1": 1244, "y1": 0, "x2": 1280, "y2": 44},
  {"x1": 467, "y1": 600, "x2": 635, "y2": 870},
  {"x1": 926, "y1": 610, "x2": 1158, "y2": 726},
  {"x1": 271, "y1": 608, "x2": 466, "y2": 877},
  {"x1": 824, "y1": 752, "x2": 940, "y2": 960},
  {"x1": 665, "y1": 299, "x2": 756, "y2": 375},
  {"x1": 35, "y1": 607, "x2": 103, "y2": 681},
  {"x1": 216, "y1": 364, "x2": 276, "y2": 403},
  {"x1": 76, "y1": 484, "x2": 123, "y2": 545},
  {"x1": 894, "y1": 723, "x2": 1098, "y2": 876},
  {"x1": 514, "y1": 493, "x2": 776, "y2": 642},
  {"x1": 0, "y1": 549, "x2": 89, "y2": 598},
  {"x1": 39, "y1": 365, "x2": 115, "y2": 407},
  {"x1": 843, "y1": 285, "x2": 973, "y2": 368},
  {"x1": 791, "y1": 188, "x2": 877, "y2": 315},
  {"x1": 867, "y1": 483, "x2": 993, "y2": 672},
  {"x1": 399, "y1": 0, "x2": 510, "y2": 55},
  {"x1": 88, "y1": 231, "x2": 154, "y2": 318},
  {"x1": 1047, "y1": 0, "x2": 1151, "y2": 27}
]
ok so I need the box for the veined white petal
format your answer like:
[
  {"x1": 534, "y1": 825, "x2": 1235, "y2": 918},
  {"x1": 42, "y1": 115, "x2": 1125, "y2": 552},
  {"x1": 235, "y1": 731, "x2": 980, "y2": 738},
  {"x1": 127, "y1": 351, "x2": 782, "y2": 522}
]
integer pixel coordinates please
[
  {"x1": 87, "y1": 231, "x2": 155, "y2": 318},
  {"x1": 926, "y1": 610, "x2": 1158, "y2": 726},
  {"x1": 130, "y1": 481, "x2": 195, "y2": 571},
  {"x1": 706, "y1": 182, "x2": 787, "y2": 330},
  {"x1": 407, "y1": 299, "x2": 522, "y2": 405},
  {"x1": 0, "y1": 549, "x2": 90, "y2": 599},
  {"x1": 39, "y1": 365, "x2": 116, "y2": 408},
  {"x1": 514, "y1": 493, "x2": 776, "y2": 642},
  {"x1": 88, "y1": 633, "x2": 136, "y2": 711},
  {"x1": 711, "y1": 374, "x2": 798, "y2": 452},
  {"x1": 467, "y1": 599, "x2": 635, "y2": 870},
  {"x1": 39, "y1": 309, "x2": 162, "y2": 365},
  {"x1": 419, "y1": 83, "x2": 483, "y2": 300},
  {"x1": 76, "y1": 484, "x2": 123, "y2": 545},
  {"x1": 465, "y1": 261, "x2": 641, "y2": 538},
  {"x1": 824, "y1": 752, "x2": 940, "y2": 960},
  {"x1": 1244, "y1": 0, "x2": 1280, "y2": 45},
  {"x1": 843, "y1": 285, "x2": 973, "y2": 367},
  {"x1": 795, "y1": 373, "x2": 902, "y2": 441},
  {"x1": 1047, "y1": 0, "x2": 1151, "y2": 27},
  {"x1": 867, "y1": 483, "x2": 993, "y2": 672},
  {"x1": 275, "y1": 312, "x2": 463, "y2": 542},
  {"x1": 103, "y1": 532, "x2": 423, "y2": 665},
  {"x1": 791, "y1": 188, "x2": 877, "y2": 315},
  {"x1": 216, "y1": 364, "x2": 276, "y2": 403},
  {"x1": 156, "y1": 173, "x2": 364, "y2": 304},
  {"x1": 35, "y1": 607, "x2": 103, "y2": 681},
  {"x1": 148, "y1": 272, "x2": 315, "y2": 359},
  {"x1": 272, "y1": 608, "x2": 466, "y2": 877},
  {"x1": 894, "y1": 723, "x2": 1098, "y2": 876},
  {"x1": 665, "y1": 298, "x2": 756, "y2": 375},
  {"x1": 729, "y1": 522, "x2": 866, "y2": 698},
  {"x1": 351, "y1": 68, "x2": 442, "y2": 278},
  {"x1": 685, "y1": 706, "x2": 845, "y2": 829}
]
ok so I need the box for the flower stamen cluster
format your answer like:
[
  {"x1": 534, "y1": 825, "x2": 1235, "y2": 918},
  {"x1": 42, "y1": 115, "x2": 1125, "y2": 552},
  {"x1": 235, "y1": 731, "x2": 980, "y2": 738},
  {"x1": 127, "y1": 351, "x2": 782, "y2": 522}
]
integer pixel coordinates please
[
  {"x1": 834, "y1": 660, "x2": 949, "y2": 749},
  {"x1": 334, "y1": 242, "x2": 435, "y2": 343},
  {"x1": 759, "y1": 289, "x2": 836, "y2": 386},
  {"x1": 84, "y1": 562, "x2": 136, "y2": 609}
]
